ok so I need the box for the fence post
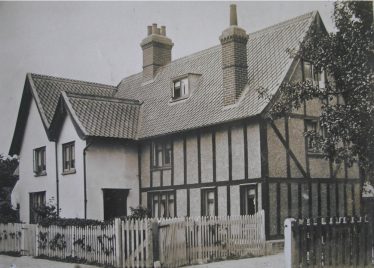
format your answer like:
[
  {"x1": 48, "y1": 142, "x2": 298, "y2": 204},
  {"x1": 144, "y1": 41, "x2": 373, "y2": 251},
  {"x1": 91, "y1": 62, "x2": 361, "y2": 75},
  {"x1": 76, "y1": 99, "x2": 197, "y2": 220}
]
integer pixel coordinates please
[
  {"x1": 114, "y1": 218, "x2": 122, "y2": 268},
  {"x1": 35, "y1": 225, "x2": 39, "y2": 257},
  {"x1": 284, "y1": 218, "x2": 296, "y2": 268},
  {"x1": 145, "y1": 220, "x2": 154, "y2": 267}
]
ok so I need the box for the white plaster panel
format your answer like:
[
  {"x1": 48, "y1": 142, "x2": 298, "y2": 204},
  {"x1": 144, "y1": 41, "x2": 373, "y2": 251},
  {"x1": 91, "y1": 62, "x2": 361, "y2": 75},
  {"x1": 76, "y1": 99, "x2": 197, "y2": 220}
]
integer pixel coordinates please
[
  {"x1": 173, "y1": 138, "x2": 184, "y2": 185},
  {"x1": 230, "y1": 185, "x2": 240, "y2": 216},
  {"x1": 215, "y1": 128, "x2": 229, "y2": 181},
  {"x1": 189, "y1": 188, "x2": 200, "y2": 216},
  {"x1": 218, "y1": 186, "x2": 227, "y2": 216},
  {"x1": 200, "y1": 132, "x2": 213, "y2": 183},
  {"x1": 186, "y1": 135, "x2": 198, "y2": 184},
  {"x1": 176, "y1": 189, "x2": 187, "y2": 217},
  {"x1": 247, "y1": 123, "x2": 261, "y2": 179},
  {"x1": 231, "y1": 125, "x2": 245, "y2": 180}
]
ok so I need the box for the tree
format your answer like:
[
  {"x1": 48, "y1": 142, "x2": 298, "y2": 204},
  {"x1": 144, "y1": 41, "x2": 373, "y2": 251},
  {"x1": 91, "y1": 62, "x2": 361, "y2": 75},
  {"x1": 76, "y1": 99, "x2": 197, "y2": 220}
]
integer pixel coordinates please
[
  {"x1": 0, "y1": 154, "x2": 19, "y2": 223},
  {"x1": 261, "y1": 1, "x2": 373, "y2": 183}
]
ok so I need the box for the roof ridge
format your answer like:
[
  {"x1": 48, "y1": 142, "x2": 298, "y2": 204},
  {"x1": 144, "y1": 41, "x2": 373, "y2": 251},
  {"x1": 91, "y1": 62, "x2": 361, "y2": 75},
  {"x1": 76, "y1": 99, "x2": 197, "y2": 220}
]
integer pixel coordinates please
[
  {"x1": 30, "y1": 73, "x2": 117, "y2": 90},
  {"x1": 66, "y1": 92, "x2": 141, "y2": 105},
  {"x1": 249, "y1": 11, "x2": 316, "y2": 37},
  {"x1": 119, "y1": 45, "x2": 220, "y2": 84}
]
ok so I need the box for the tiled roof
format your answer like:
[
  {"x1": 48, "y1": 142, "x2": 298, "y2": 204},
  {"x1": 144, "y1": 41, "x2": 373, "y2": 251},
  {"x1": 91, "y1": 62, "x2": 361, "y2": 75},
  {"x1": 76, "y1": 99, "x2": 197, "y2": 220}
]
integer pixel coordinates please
[
  {"x1": 62, "y1": 93, "x2": 142, "y2": 139},
  {"x1": 116, "y1": 11, "x2": 316, "y2": 139},
  {"x1": 27, "y1": 11, "x2": 317, "y2": 140},
  {"x1": 30, "y1": 74, "x2": 117, "y2": 124}
]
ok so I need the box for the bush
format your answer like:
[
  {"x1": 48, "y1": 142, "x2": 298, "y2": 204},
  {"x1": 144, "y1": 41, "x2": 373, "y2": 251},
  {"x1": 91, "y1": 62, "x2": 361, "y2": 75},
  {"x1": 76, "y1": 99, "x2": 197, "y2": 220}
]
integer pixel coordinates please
[{"x1": 0, "y1": 203, "x2": 19, "y2": 224}]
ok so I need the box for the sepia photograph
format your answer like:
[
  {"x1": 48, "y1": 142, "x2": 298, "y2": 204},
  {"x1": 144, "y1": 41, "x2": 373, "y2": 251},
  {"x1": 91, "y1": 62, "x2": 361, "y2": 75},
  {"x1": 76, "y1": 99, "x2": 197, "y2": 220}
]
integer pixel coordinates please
[{"x1": 0, "y1": 1, "x2": 373, "y2": 267}]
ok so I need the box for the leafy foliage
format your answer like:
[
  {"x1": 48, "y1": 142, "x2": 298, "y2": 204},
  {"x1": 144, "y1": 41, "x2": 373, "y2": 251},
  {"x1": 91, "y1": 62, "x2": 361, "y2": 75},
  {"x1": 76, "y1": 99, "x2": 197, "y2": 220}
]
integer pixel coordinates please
[
  {"x1": 0, "y1": 203, "x2": 19, "y2": 223},
  {"x1": 32, "y1": 197, "x2": 60, "y2": 223},
  {"x1": 260, "y1": 1, "x2": 374, "y2": 181},
  {"x1": 123, "y1": 206, "x2": 151, "y2": 220}
]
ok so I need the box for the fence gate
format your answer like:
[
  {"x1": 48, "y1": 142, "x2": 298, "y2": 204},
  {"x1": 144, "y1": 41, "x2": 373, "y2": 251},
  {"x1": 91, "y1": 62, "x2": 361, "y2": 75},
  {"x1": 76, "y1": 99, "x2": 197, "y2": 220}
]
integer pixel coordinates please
[
  {"x1": 158, "y1": 219, "x2": 188, "y2": 268},
  {"x1": 21, "y1": 224, "x2": 36, "y2": 256}
]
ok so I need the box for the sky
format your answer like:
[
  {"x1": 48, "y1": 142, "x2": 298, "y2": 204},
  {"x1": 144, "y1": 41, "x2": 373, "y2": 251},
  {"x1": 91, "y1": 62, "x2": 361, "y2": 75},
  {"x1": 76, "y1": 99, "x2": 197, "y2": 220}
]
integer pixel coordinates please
[{"x1": 0, "y1": 1, "x2": 335, "y2": 154}]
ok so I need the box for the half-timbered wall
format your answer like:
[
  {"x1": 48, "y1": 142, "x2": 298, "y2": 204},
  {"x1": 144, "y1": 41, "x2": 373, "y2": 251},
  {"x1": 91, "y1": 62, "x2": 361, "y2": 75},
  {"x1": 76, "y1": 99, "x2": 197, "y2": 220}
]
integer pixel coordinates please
[
  {"x1": 264, "y1": 60, "x2": 361, "y2": 239},
  {"x1": 139, "y1": 121, "x2": 262, "y2": 218}
]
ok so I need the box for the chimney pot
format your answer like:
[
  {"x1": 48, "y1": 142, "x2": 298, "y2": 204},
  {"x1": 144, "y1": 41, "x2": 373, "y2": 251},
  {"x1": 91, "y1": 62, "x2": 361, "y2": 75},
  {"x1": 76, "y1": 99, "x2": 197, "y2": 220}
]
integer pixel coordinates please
[
  {"x1": 156, "y1": 27, "x2": 161, "y2": 35},
  {"x1": 147, "y1": 26, "x2": 152, "y2": 36},
  {"x1": 230, "y1": 4, "x2": 238, "y2": 26},
  {"x1": 152, "y1": 23, "x2": 157, "y2": 34},
  {"x1": 160, "y1": 26, "x2": 166, "y2": 36}
]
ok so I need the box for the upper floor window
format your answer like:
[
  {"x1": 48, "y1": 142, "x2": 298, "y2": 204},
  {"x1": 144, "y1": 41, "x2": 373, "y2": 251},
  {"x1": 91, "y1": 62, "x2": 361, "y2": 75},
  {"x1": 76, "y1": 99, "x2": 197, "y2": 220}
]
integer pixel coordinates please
[
  {"x1": 201, "y1": 188, "x2": 217, "y2": 217},
  {"x1": 33, "y1": 146, "x2": 46, "y2": 176},
  {"x1": 172, "y1": 77, "x2": 189, "y2": 100},
  {"x1": 148, "y1": 191, "x2": 175, "y2": 218},
  {"x1": 306, "y1": 119, "x2": 326, "y2": 154},
  {"x1": 303, "y1": 61, "x2": 326, "y2": 88},
  {"x1": 240, "y1": 185, "x2": 257, "y2": 215},
  {"x1": 152, "y1": 140, "x2": 172, "y2": 168},
  {"x1": 62, "y1": 142, "x2": 75, "y2": 174}
]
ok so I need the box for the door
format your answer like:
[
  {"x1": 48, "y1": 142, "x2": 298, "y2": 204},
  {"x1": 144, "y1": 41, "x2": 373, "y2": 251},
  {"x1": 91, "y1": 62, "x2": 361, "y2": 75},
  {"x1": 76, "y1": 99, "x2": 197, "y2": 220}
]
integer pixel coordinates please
[{"x1": 103, "y1": 189, "x2": 129, "y2": 220}]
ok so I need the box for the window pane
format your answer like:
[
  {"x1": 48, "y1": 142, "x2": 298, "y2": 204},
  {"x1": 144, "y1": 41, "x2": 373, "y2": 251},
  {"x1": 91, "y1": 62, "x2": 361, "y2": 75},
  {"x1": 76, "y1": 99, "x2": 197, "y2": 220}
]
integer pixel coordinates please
[
  {"x1": 304, "y1": 62, "x2": 312, "y2": 81},
  {"x1": 160, "y1": 194, "x2": 166, "y2": 218},
  {"x1": 157, "y1": 151, "x2": 163, "y2": 166},
  {"x1": 168, "y1": 194, "x2": 175, "y2": 217},
  {"x1": 71, "y1": 145, "x2": 75, "y2": 161},
  {"x1": 164, "y1": 148, "x2": 171, "y2": 165},
  {"x1": 182, "y1": 78, "x2": 189, "y2": 96},
  {"x1": 153, "y1": 195, "x2": 159, "y2": 218}
]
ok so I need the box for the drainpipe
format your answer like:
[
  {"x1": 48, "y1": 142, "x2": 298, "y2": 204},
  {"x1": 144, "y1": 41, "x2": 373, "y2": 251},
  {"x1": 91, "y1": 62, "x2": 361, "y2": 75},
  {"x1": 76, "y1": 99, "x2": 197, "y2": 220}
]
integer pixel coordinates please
[
  {"x1": 83, "y1": 140, "x2": 93, "y2": 219},
  {"x1": 55, "y1": 142, "x2": 60, "y2": 216}
]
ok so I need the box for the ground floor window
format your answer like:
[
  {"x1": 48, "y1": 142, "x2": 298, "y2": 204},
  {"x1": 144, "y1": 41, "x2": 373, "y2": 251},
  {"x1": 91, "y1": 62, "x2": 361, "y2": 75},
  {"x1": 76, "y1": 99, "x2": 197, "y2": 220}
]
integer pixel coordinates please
[
  {"x1": 201, "y1": 188, "x2": 217, "y2": 216},
  {"x1": 148, "y1": 191, "x2": 175, "y2": 218},
  {"x1": 29, "y1": 191, "x2": 46, "y2": 224},
  {"x1": 240, "y1": 184, "x2": 257, "y2": 215},
  {"x1": 103, "y1": 189, "x2": 129, "y2": 220}
]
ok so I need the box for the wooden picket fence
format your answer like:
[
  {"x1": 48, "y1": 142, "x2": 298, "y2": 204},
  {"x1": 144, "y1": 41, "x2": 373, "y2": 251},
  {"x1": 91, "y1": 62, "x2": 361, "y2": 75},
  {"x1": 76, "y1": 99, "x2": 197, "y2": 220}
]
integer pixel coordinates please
[
  {"x1": 158, "y1": 210, "x2": 266, "y2": 267},
  {"x1": 285, "y1": 217, "x2": 374, "y2": 268},
  {"x1": 36, "y1": 221, "x2": 119, "y2": 266},
  {"x1": 0, "y1": 212, "x2": 265, "y2": 268},
  {"x1": 0, "y1": 223, "x2": 23, "y2": 253}
]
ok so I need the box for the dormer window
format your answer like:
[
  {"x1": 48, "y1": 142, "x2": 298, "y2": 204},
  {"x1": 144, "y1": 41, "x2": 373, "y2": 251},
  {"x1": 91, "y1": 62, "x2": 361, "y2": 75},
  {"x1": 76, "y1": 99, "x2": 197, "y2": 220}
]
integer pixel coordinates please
[{"x1": 172, "y1": 77, "x2": 189, "y2": 100}]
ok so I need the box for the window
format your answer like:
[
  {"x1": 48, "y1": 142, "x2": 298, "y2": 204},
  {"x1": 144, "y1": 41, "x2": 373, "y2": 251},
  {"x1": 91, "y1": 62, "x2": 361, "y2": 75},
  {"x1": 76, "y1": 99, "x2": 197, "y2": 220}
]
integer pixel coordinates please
[
  {"x1": 29, "y1": 191, "x2": 46, "y2": 224},
  {"x1": 201, "y1": 188, "x2": 217, "y2": 216},
  {"x1": 62, "y1": 142, "x2": 75, "y2": 173},
  {"x1": 152, "y1": 140, "x2": 172, "y2": 168},
  {"x1": 303, "y1": 61, "x2": 326, "y2": 88},
  {"x1": 306, "y1": 119, "x2": 326, "y2": 153},
  {"x1": 240, "y1": 185, "x2": 257, "y2": 215},
  {"x1": 172, "y1": 77, "x2": 189, "y2": 100},
  {"x1": 148, "y1": 191, "x2": 175, "y2": 218},
  {"x1": 33, "y1": 146, "x2": 46, "y2": 176}
]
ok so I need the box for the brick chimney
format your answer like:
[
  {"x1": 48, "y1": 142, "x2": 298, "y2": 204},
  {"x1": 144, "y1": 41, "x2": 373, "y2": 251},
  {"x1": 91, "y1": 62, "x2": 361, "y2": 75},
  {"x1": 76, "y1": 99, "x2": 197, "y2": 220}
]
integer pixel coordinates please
[
  {"x1": 140, "y1": 24, "x2": 173, "y2": 82},
  {"x1": 219, "y1": 4, "x2": 249, "y2": 106}
]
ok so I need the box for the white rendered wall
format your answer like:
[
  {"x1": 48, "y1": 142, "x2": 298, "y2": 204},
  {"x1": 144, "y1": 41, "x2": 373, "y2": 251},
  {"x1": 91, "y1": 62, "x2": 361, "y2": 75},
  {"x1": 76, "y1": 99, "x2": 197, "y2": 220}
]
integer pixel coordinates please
[
  {"x1": 85, "y1": 140, "x2": 139, "y2": 220},
  {"x1": 11, "y1": 99, "x2": 57, "y2": 223},
  {"x1": 56, "y1": 114, "x2": 86, "y2": 219}
]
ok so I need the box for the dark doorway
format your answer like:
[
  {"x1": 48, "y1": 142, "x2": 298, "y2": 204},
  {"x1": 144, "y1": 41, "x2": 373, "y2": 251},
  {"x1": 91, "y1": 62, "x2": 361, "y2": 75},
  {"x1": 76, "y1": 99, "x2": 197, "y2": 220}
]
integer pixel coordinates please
[{"x1": 103, "y1": 189, "x2": 129, "y2": 220}]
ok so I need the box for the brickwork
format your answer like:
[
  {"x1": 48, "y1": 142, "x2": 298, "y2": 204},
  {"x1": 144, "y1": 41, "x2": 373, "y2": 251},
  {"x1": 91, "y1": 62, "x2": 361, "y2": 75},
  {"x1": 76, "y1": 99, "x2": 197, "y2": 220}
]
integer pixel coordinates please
[
  {"x1": 141, "y1": 32, "x2": 173, "y2": 81},
  {"x1": 220, "y1": 26, "x2": 249, "y2": 106}
]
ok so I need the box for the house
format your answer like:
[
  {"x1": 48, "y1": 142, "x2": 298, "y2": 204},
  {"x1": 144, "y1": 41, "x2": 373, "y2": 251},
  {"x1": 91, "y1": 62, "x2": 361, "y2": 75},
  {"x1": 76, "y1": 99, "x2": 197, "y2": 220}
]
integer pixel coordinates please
[{"x1": 9, "y1": 5, "x2": 361, "y2": 239}]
